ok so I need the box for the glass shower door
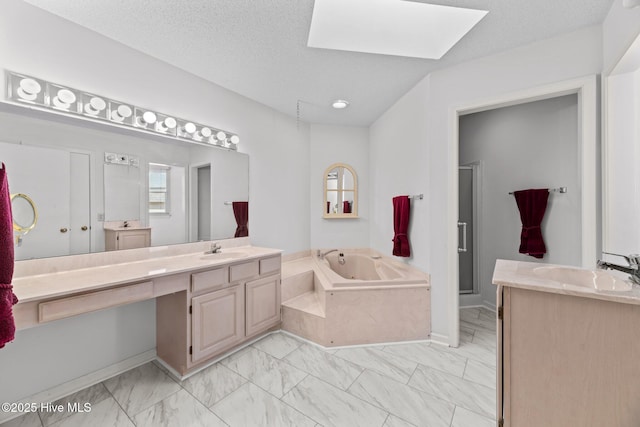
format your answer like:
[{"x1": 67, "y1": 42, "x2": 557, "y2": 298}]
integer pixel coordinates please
[{"x1": 459, "y1": 167, "x2": 475, "y2": 294}]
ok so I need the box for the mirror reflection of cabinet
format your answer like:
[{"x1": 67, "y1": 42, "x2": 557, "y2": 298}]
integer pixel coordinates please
[{"x1": 323, "y1": 163, "x2": 358, "y2": 218}]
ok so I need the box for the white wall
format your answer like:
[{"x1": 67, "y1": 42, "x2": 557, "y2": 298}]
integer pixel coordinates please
[
  {"x1": 0, "y1": 0, "x2": 309, "y2": 403},
  {"x1": 459, "y1": 95, "x2": 581, "y2": 307},
  {"x1": 149, "y1": 165, "x2": 187, "y2": 246},
  {"x1": 370, "y1": 26, "x2": 602, "y2": 340},
  {"x1": 310, "y1": 124, "x2": 369, "y2": 248},
  {"x1": 0, "y1": 300, "x2": 156, "y2": 405},
  {"x1": 603, "y1": 0, "x2": 640, "y2": 74},
  {"x1": 369, "y1": 77, "x2": 430, "y2": 265}
]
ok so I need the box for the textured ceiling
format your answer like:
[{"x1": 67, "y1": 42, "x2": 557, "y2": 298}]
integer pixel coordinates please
[{"x1": 23, "y1": 0, "x2": 613, "y2": 126}]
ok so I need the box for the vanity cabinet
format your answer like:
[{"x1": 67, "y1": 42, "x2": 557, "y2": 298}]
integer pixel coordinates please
[
  {"x1": 191, "y1": 284, "x2": 245, "y2": 363},
  {"x1": 104, "y1": 228, "x2": 151, "y2": 251},
  {"x1": 157, "y1": 254, "x2": 282, "y2": 376},
  {"x1": 245, "y1": 275, "x2": 281, "y2": 336},
  {"x1": 497, "y1": 286, "x2": 640, "y2": 427}
]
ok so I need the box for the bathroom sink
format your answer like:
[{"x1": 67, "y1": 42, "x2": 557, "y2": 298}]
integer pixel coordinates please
[
  {"x1": 532, "y1": 266, "x2": 632, "y2": 291},
  {"x1": 199, "y1": 251, "x2": 249, "y2": 261}
]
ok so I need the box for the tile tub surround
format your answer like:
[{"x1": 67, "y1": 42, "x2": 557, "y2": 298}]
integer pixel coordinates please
[
  {"x1": 2, "y1": 310, "x2": 496, "y2": 426},
  {"x1": 281, "y1": 250, "x2": 431, "y2": 347}
]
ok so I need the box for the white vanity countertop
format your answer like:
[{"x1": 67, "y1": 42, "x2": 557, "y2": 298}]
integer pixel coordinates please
[
  {"x1": 493, "y1": 259, "x2": 640, "y2": 306},
  {"x1": 13, "y1": 245, "x2": 282, "y2": 303}
]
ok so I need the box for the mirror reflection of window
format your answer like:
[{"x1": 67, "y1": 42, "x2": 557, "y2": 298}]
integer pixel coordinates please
[{"x1": 149, "y1": 164, "x2": 171, "y2": 215}]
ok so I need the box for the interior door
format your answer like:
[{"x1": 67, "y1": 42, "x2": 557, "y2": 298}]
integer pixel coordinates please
[
  {"x1": 2, "y1": 141, "x2": 71, "y2": 259},
  {"x1": 458, "y1": 167, "x2": 474, "y2": 294},
  {"x1": 69, "y1": 152, "x2": 91, "y2": 255}
]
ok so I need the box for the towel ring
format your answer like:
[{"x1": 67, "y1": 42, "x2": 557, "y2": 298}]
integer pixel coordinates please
[{"x1": 10, "y1": 193, "x2": 38, "y2": 236}]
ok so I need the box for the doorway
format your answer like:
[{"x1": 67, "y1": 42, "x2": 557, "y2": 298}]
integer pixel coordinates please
[
  {"x1": 196, "y1": 165, "x2": 211, "y2": 241},
  {"x1": 448, "y1": 76, "x2": 598, "y2": 348}
]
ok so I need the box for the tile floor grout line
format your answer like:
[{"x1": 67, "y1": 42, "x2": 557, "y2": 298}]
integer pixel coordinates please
[
  {"x1": 276, "y1": 375, "x2": 325, "y2": 427},
  {"x1": 328, "y1": 346, "x2": 417, "y2": 384},
  {"x1": 344, "y1": 367, "x2": 457, "y2": 426},
  {"x1": 101, "y1": 379, "x2": 138, "y2": 427}
]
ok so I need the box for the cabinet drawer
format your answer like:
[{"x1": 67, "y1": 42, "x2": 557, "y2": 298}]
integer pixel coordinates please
[
  {"x1": 230, "y1": 261, "x2": 259, "y2": 282},
  {"x1": 259, "y1": 256, "x2": 281, "y2": 275},
  {"x1": 192, "y1": 267, "x2": 229, "y2": 294},
  {"x1": 39, "y1": 281, "x2": 154, "y2": 323}
]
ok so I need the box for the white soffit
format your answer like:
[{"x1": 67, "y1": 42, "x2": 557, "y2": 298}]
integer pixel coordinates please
[{"x1": 308, "y1": 0, "x2": 488, "y2": 59}]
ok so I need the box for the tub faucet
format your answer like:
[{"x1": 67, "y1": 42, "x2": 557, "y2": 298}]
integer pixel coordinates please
[
  {"x1": 317, "y1": 249, "x2": 338, "y2": 259},
  {"x1": 597, "y1": 253, "x2": 640, "y2": 285},
  {"x1": 205, "y1": 242, "x2": 222, "y2": 254}
]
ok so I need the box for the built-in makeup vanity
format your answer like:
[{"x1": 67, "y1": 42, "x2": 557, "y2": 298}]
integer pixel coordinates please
[
  {"x1": 494, "y1": 260, "x2": 640, "y2": 427},
  {"x1": 12, "y1": 239, "x2": 281, "y2": 378}
]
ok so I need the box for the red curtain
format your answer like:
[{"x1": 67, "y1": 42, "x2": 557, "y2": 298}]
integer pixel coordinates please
[
  {"x1": 232, "y1": 201, "x2": 249, "y2": 237},
  {"x1": 343, "y1": 201, "x2": 351, "y2": 214},
  {"x1": 513, "y1": 189, "x2": 549, "y2": 259},
  {"x1": 0, "y1": 164, "x2": 17, "y2": 348},
  {"x1": 392, "y1": 196, "x2": 411, "y2": 257}
]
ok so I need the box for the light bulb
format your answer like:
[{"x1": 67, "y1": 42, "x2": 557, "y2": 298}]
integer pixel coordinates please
[
  {"x1": 216, "y1": 131, "x2": 227, "y2": 141},
  {"x1": 111, "y1": 104, "x2": 133, "y2": 122},
  {"x1": 53, "y1": 88, "x2": 77, "y2": 109},
  {"x1": 17, "y1": 78, "x2": 42, "y2": 101},
  {"x1": 142, "y1": 111, "x2": 157, "y2": 124},
  {"x1": 183, "y1": 122, "x2": 197, "y2": 134},
  {"x1": 229, "y1": 135, "x2": 239, "y2": 145},
  {"x1": 85, "y1": 96, "x2": 106, "y2": 115},
  {"x1": 200, "y1": 127, "x2": 212, "y2": 138},
  {"x1": 158, "y1": 117, "x2": 177, "y2": 131}
]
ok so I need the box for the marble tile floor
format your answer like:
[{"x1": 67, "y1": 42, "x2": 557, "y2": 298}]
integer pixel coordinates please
[{"x1": 3, "y1": 307, "x2": 497, "y2": 427}]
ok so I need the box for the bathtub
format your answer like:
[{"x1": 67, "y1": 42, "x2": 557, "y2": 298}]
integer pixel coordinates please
[
  {"x1": 282, "y1": 248, "x2": 430, "y2": 346},
  {"x1": 317, "y1": 249, "x2": 428, "y2": 288}
]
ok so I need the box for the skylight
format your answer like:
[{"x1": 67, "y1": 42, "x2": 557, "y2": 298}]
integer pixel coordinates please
[{"x1": 307, "y1": 0, "x2": 488, "y2": 59}]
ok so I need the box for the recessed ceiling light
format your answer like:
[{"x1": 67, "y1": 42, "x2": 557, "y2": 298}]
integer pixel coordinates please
[
  {"x1": 308, "y1": 0, "x2": 488, "y2": 59},
  {"x1": 332, "y1": 100, "x2": 349, "y2": 109}
]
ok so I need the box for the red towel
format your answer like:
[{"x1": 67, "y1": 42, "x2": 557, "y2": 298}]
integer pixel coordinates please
[
  {"x1": 0, "y1": 164, "x2": 17, "y2": 348},
  {"x1": 343, "y1": 201, "x2": 351, "y2": 214},
  {"x1": 392, "y1": 196, "x2": 411, "y2": 257},
  {"x1": 513, "y1": 189, "x2": 549, "y2": 259},
  {"x1": 232, "y1": 201, "x2": 249, "y2": 238}
]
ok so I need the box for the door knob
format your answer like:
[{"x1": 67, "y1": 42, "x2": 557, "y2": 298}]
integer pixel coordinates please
[
  {"x1": 60, "y1": 228, "x2": 68, "y2": 233},
  {"x1": 81, "y1": 226, "x2": 88, "y2": 231}
]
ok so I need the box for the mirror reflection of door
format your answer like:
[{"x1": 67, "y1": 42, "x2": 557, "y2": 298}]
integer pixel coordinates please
[
  {"x1": 1, "y1": 141, "x2": 90, "y2": 259},
  {"x1": 196, "y1": 165, "x2": 211, "y2": 241}
]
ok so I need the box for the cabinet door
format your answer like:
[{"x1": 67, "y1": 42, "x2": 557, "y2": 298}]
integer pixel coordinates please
[
  {"x1": 245, "y1": 275, "x2": 281, "y2": 337},
  {"x1": 191, "y1": 285, "x2": 244, "y2": 363},
  {"x1": 118, "y1": 230, "x2": 150, "y2": 250}
]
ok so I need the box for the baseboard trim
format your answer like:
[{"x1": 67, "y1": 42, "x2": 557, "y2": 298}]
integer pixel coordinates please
[
  {"x1": 0, "y1": 349, "x2": 156, "y2": 424},
  {"x1": 429, "y1": 332, "x2": 450, "y2": 347}
]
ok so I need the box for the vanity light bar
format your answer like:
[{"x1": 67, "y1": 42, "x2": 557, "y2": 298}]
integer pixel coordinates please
[{"x1": 5, "y1": 70, "x2": 240, "y2": 151}]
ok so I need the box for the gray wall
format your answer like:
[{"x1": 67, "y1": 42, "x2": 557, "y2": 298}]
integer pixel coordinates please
[{"x1": 459, "y1": 94, "x2": 581, "y2": 307}]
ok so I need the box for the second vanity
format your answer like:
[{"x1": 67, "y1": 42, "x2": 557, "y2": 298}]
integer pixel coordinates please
[
  {"x1": 494, "y1": 260, "x2": 640, "y2": 427},
  {"x1": 12, "y1": 239, "x2": 282, "y2": 378}
]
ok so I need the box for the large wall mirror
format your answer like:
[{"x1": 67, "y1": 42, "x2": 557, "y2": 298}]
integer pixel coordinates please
[
  {"x1": 323, "y1": 162, "x2": 358, "y2": 218},
  {"x1": 0, "y1": 107, "x2": 249, "y2": 261},
  {"x1": 603, "y1": 31, "x2": 640, "y2": 256}
]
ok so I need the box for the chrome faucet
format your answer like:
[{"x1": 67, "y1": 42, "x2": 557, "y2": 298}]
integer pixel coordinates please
[
  {"x1": 317, "y1": 249, "x2": 339, "y2": 259},
  {"x1": 597, "y1": 252, "x2": 640, "y2": 285},
  {"x1": 205, "y1": 242, "x2": 222, "y2": 254}
]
